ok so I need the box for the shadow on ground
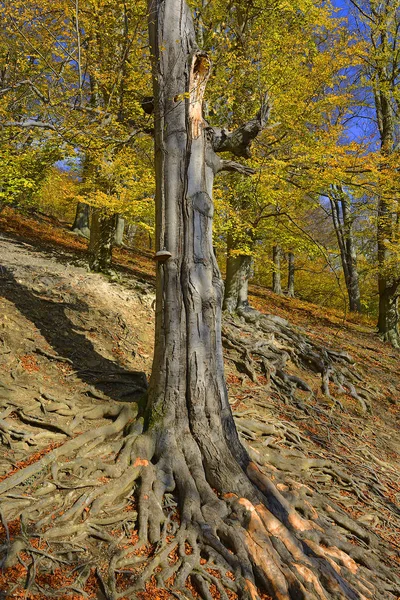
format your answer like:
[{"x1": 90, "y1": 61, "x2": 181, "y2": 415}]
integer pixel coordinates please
[{"x1": 0, "y1": 266, "x2": 147, "y2": 402}]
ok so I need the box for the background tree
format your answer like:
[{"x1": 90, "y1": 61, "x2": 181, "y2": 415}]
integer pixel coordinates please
[
  {"x1": 327, "y1": 185, "x2": 362, "y2": 312},
  {"x1": 343, "y1": 0, "x2": 400, "y2": 343},
  {"x1": 1, "y1": 0, "x2": 153, "y2": 270}
]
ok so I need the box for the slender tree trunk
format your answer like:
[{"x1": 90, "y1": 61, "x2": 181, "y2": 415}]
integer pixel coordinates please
[
  {"x1": 375, "y1": 75, "x2": 400, "y2": 344},
  {"x1": 88, "y1": 208, "x2": 118, "y2": 272},
  {"x1": 125, "y1": 223, "x2": 137, "y2": 247},
  {"x1": 114, "y1": 214, "x2": 125, "y2": 246},
  {"x1": 223, "y1": 234, "x2": 253, "y2": 313},
  {"x1": 72, "y1": 201, "x2": 90, "y2": 238},
  {"x1": 287, "y1": 251, "x2": 295, "y2": 298},
  {"x1": 329, "y1": 190, "x2": 361, "y2": 313},
  {"x1": 377, "y1": 188, "x2": 400, "y2": 343},
  {"x1": 272, "y1": 244, "x2": 282, "y2": 295}
]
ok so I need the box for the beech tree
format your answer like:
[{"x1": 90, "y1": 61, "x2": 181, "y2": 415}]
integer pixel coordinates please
[
  {"x1": 328, "y1": 186, "x2": 362, "y2": 313},
  {"x1": 1, "y1": 0, "x2": 152, "y2": 270},
  {"x1": 223, "y1": 231, "x2": 254, "y2": 313},
  {"x1": 1, "y1": 2, "x2": 399, "y2": 598},
  {"x1": 272, "y1": 245, "x2": 283, "y2": 296},
  {"x1": 345, "y1": 0, "x2": 400, "y2": 343},
  {"x1": 287, "y1": 251, "x2": 295, "y2": 297},
  {"x1": 134, "y1": 0, "x2": 398, "y2": 597}
]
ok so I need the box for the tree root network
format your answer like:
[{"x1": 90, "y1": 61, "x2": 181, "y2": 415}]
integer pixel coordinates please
[{"x1": 0, "y1": 397, "x2": 399, "y2": 600}]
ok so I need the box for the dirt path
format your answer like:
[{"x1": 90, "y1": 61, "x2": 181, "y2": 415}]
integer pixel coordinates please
[{"x1": 0, "y1": 231, "x2": 155, "y2": 475}]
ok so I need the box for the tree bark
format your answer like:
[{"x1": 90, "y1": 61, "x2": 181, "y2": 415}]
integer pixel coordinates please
[
  {"x1": 373, "y1": 23, "x2": 400, "y2": 344},
  {"x1": 272, "y1": 244, "x2": 282, "y2": 295},
  {"x1": 72, "y1": 202, "x2": 90, "y2": 238},
  {"x1": 134, "y1": 2, "x2": 395, "y2": 598},
  {"x1": 223, "y1": 234, "x2": 253, "y2": 313},
  {"x1": 287, "y1": 251, "x2": 295, "y2": 298},
  {"x1": 329, "y1": 188, "x2": 361, "y2": 313},
  {"x1": 88, "y1": 208, "x2": 118, "y2": 272},
  {"x1": 114, "y1": 214, "x2": 125, "y2": 246},
  {"x1": 377, "y1": 280, "x2": 399, "y2": 347},
  {"x1": 146, "y1": 0, "x2": 245, "y2": 468}
]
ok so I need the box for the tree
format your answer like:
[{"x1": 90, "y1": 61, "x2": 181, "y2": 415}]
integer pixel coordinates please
[
  {"x1": 0, "y1": 1, "x2": 398, "y2": 597},
  {"x1": 202, "y1": 0, "x2": 362, "y2": 317},
  {"x1": 328, "y1": 186, "x2": 361, "y2": 313},
  {"x1": 0, "y1": 139, "x2": 61, "y2": 213},
  {"x1": 137, "y1": 0, "x2": 396, "y2": 598},
  {"x1": 287, "y1": 251, "x2": 295, "y2": 297},
  {"x1": 72, "y1": 202, "x2": 91, "y2": 238},
  {"x1": 223, "y1": 231, "x2": 254, "y2": 313},
  {"x1": 345, "y1": 0, "x2": 400, "y2": 343},
  {"x1": 1, "y1": 0, "x2": 152, "y2": 270},
  {"x1": 272, "y1": 244, "x2": 283, "y2": 296}
]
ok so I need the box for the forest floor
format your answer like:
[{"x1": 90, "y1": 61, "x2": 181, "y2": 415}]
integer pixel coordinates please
[{"x1": 0, "y1": 207, "x2": 399, "y2": 599}]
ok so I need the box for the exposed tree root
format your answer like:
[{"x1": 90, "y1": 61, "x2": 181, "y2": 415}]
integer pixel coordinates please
[
  {"x1": 0, "y1": 403, "x2": 398, "y2": 600},
  {"x1": 222, "y1": 308, "x2": 374, "y2": 413}
]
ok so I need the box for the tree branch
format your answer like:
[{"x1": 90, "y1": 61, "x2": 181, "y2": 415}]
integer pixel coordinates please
[
  {"x1": 1, "y1": 119, "x2": 57, "y2": 131},
  {"x1": 0, "y1": 80, "x2": 49, "y2": 104},
  {"x1": 217, "y1": 159, "x2": 255, "y2": 176},
  {"x1": 210, "y1": 93, "x2": 272, "y2": 158}
]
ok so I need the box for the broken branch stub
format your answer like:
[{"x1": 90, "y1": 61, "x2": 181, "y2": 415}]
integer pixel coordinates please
[{"x1": 189, "y1": 52, "x2": 211, "y2": 139}]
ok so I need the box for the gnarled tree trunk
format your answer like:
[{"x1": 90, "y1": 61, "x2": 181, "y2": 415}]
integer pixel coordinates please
[{"x1": 136, "y1": 1, "x2": 396, "y2": 599}]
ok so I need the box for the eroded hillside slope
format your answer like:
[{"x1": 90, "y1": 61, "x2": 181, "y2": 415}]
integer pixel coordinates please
[{"x1": 0, "y1": 209, "x2": 399, "y2": 599}]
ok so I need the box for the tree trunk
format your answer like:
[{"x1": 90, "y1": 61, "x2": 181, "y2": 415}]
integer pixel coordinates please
[
  {"x1": 377, "y1": 189, "x2": 400, "y2": 344},
  {"x1": 114, "y1": 214, "x2": 125, "y2": 246},
  {"x1": 88, "y1": 208, "x2": 117, "y2": 272},
  {"x1": 125, "y1": 223, "x2": 137, "y2": 247},
  {"x1": 132, "y1": 2, "x2": 393, "y2": 599},
  {"x1": 377, "y1": 280, "x2": 399, "y2": 347},
  {"x1": 272, "y1": 244, "x2": 282, "y2": 295},
  {"x1": 223, "y1": 234, "x2": 253, "y2": 313},
  {"x1": 375, "y1": 67, "x2": 400, "y2": 344},
  {"x1": 72, "y1": 201, "x2": 90, "y2": 238},
  {"x1": 329, "y1": 189, "x2": 361, "y2": 313},
  {"x1": 287, "y1": 251, "x2": 295, "y2": 298},
  {"x1": 146, "y1": 0, "x2": 245, "y2": 470}
]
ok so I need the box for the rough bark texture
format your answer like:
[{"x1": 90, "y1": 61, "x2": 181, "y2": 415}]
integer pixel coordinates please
[
  {"x1": 72, "y1": 201, "x2": 90, "y2": 238},
  {"x1": 223, "y1": 234, "x2": 253, "y2": 313},
  {"x1": 88, "y1": 208, "x2": 118, "y2": 273},
  {"x1": 329, "y1": 188, "x2": 361, "y2": 313},
  {"x1": 272, "y1": 245, "x2": 282, "y2": 296},
  {"x1": 287, "y1": 252, "x2": 295, "y2": 298}
]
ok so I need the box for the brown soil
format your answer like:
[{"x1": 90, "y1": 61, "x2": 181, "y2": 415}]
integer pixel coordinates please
[{"x1": 0, "y1": 207, "x2": 399, "y2": 599}]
